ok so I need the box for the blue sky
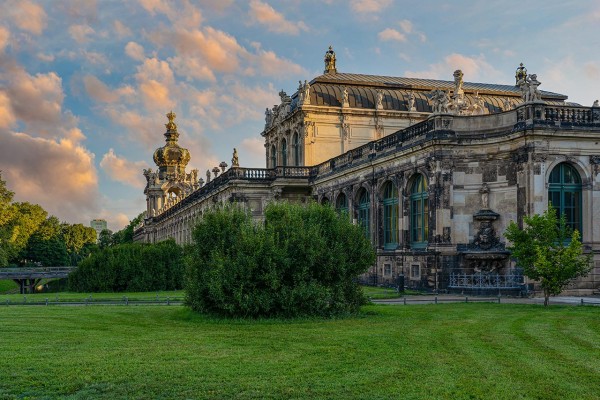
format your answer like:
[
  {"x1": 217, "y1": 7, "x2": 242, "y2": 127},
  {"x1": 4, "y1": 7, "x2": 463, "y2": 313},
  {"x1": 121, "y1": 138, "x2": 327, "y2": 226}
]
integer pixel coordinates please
[{"x1": 0, "y1": 0, "x2": 599, "y2": 230}]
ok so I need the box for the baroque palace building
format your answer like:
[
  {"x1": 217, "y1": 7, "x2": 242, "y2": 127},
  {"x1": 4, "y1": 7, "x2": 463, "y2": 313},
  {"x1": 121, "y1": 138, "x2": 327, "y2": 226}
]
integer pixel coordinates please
[{"x1": 134, "y1": 47, "x2": 600, "y2": 294}]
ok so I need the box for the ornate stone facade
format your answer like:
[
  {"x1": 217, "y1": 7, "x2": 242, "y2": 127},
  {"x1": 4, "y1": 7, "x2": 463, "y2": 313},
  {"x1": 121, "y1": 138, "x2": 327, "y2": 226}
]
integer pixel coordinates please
[{"x1": 135, "y1": 49, "x2": 600, "y2": 295}]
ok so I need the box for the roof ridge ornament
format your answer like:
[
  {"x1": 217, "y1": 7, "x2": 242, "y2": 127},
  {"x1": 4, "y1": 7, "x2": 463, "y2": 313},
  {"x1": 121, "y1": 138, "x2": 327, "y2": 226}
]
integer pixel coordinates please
[
  {"x1": 324, "y1": 45, "x2": 337, "y2": 74},
  {"x1": 515, "y1": 63, "x2": 527, "y2": 86}
]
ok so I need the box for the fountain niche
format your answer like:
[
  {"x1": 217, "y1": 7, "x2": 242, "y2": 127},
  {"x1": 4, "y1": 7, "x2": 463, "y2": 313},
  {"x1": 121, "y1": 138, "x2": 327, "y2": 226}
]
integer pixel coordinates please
[{"x1": 451, "y1": 184, "x2": 522, "y2": 295}]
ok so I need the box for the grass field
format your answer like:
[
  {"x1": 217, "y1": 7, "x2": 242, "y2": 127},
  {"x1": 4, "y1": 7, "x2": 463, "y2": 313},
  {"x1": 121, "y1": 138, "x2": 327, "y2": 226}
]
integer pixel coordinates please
[{"x1": 1, "y1": 304, "x2": 599, "y2": 399}]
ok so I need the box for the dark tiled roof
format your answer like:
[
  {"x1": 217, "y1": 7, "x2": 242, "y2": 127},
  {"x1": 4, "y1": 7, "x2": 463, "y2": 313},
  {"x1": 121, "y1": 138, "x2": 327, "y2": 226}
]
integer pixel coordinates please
[
  {"x1": 293, "y1": 82, "x2": 566, "y2": 114},
  {"x1": 309, "y1": 72, "x2": 568, "y2": 100}
]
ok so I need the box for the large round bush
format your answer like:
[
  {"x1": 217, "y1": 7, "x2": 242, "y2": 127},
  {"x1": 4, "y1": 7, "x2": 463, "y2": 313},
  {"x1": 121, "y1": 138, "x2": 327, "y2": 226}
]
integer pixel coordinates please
[{"x1": 185, "y1": 202, "x2": 375, "y2": 318}]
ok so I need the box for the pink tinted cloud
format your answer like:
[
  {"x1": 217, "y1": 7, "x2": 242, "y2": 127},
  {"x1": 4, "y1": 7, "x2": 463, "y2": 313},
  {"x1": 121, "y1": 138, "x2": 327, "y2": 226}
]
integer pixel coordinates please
[
  {"x1": 6, "y1": 0, "x2": 47, "y2": 35},
  {"x1": 5, "y1": 68, "x2": 64, "y2": 135},
  {"x1": 248, "y1": 1, "x2": 308, "y2": 35},
  {"x1": 83, "y1": 75, "x2": 135, "y2": 103},
  {"x1": 378, "y1": 28, "x2": 406, "y2": 42},
  {"x1": 0, "y1": 131, "x2": 99, "y2": 224},
  {"x1": 350, "y1": 0, "x2": 391, "y2": 14},
  {"x1": 100, "y1": 148, "x2": 149, "y2": 189},
  {"x1": 69, "y1": 24, "x2": 95, "y2": 43},
  {"x1": 125, "y1": 42, "x2": 145, "y2": 61}
]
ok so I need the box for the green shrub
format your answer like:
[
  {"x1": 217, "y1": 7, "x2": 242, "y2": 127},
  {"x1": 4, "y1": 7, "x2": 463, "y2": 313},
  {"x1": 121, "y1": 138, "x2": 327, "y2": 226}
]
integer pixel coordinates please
[
  {"x1": 68, "y1": 240, "x2": 184, "y2": 292},
  {"x1": 185, "y1": 202, "x2": 375, "y2": 318}
]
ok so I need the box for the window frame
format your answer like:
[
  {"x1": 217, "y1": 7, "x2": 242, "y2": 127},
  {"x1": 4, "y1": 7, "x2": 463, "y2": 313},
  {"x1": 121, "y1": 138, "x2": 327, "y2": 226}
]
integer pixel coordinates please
[
  {"x1": 410, "y1": 175, "x2": 429, "y2": 248},
  {"x1": 548, "y1": 162, "x2": 582, "y2": 236},
  {"x1": 382, "y1": 181, "x2": 399, "y2": 250}
]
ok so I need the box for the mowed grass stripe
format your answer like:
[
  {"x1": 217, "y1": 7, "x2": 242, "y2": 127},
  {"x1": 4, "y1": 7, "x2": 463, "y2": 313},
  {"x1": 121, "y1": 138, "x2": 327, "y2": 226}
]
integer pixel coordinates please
[{"x1": 1, "y1": 304, "x2": 599, "y2": 399}]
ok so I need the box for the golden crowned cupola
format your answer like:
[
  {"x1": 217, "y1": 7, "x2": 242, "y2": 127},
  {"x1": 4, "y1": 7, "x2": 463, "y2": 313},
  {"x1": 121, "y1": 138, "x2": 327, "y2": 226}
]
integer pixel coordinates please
[{"x1": 142, "y1": 112, "x2": 199, "y2": 217}]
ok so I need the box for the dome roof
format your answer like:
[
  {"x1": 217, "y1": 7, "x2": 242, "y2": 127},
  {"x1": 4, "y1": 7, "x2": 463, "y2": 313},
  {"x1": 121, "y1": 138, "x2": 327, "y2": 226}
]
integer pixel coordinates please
[{"x1": 153, "y1": 111, "x2": 190, "y2": 172}]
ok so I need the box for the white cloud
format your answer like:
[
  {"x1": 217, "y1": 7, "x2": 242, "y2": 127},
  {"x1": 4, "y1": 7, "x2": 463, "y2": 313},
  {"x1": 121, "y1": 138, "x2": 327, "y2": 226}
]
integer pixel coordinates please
[
  {"x1": 138, "y1": 0, "x2": 202, "y2": 29},
  {"x1": 378, "y1": 28, "x2": 406, "y2": 42},
  {"x1": 404, "y1": 53, "x2": 502, "y2": 82},
  {"x1": 248, "y1": 1, "x2": 308, "y2": 35},
  {"x1": 100, "y1": 148, "x2": 148, "y2": 189},
  {"x1": 350, "y1": 0, "x2": 391, "y2": 14},
  {"x1": 125, "y1": 41, "x2": 145, "y2": 61},
  {"x1": 398, "y1": 19, "x2": 413, "y2": 34},
  {"x1": 240, "y1": 137, "x2": 266, "y2": 168},
  {"x1": 69, "y1": 24, "x2": 95, "y2": 44},
  {"x1": 0, "y1": 26, "x2": 10, "y2": 53},
  {"x1": 113, "y1": 20, "x2": 132, "y2": 38},
  {"x1": 5, "y1": 0, "x2": 47, "y2": 35},
  {"x1": 83, "y1": 75, "x2": 135, "y2": 103}
]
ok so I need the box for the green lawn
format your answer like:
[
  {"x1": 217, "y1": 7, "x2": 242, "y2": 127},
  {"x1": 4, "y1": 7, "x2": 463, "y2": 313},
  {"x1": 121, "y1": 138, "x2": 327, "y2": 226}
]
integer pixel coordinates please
[
  {"x1": 1, "y1": 304, "x2": 599, "y2": 399},
  {"x1": 0, "y1": 279, "x2": 17, "y2": 294},
  {"x1": 0, "y1": 290, "x2": 184, "y2": 303}
]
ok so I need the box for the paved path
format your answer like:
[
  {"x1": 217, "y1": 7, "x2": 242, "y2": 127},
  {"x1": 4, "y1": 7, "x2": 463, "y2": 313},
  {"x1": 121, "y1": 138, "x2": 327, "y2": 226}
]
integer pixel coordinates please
[{"x1": 372, "y1": 294, "x2": 600, "y2": 306}]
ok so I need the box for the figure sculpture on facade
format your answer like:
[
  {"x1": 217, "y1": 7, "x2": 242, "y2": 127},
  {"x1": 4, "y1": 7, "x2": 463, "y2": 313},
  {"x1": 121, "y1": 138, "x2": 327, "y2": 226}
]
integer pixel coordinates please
[
  {"x1": 206, "y1": 169, "x2": 211, "y2": 183},
  {"x1": 453, "y1": 69, "x2": 464, "y2": 98},
  {"x1": 408, "y1": 91, "x2": 416, "y2": 112},
  {"x1": 429, "y1": 89, "x2": 450, "y2": 113},
  {"x1": 503, "y1": 98, "x2": 512, "y2": 111},
  {"x1": 375, "y1": 90, "x2": 383, "y2": 110},
  {"x1": 470, "y1": 92, "x2": 485, "y2": 115},
  {"x1": 341, "y1": 87, "x2": 349, "y2": 107},
  {"x1": 232, "y1": 148, "x2": 239, "y2": 167},
  {"x1": 593, "y1": 100, "x2": 599, "y2": 107},
  {"x1": 527, "y1": 74, "x2": 542, "y2": 102},
  {"x1": 480, "y1": 183, "x2": 490, "y2": 210},
  {"x1": 265, "y1": 108, "x2": 273, "y2": 129}
]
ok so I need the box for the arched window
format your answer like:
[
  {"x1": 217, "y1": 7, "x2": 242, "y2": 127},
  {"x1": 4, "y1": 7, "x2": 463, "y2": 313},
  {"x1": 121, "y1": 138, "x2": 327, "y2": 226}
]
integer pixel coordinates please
[
  {"x1": 336, "y1": 193, "x2": 348, "y2": 214},
  {"x1": 270, "y1": 145, "x2": 277, "y2": 168},
  {"x1": 281, "y1": 139, "x2": 288, "y2": 167},
  {"x1": 410, "y1": 175, "x2": 428, "y2": 247},
  {"x1": 321, "y1": 197, "x2": 330, "y2": 206},
  {"x1": 357, "y1": 188, "x2": 370, "y2": 239},
  {"x1": 549, "y1": 163, "x2": 582, "y2": 234},
  {"x1": 293, "y1": 132, "x2": 300, "y2": 166},
  {"x1": 383, "y1": 181, "x2": 399, "y2": 249}
]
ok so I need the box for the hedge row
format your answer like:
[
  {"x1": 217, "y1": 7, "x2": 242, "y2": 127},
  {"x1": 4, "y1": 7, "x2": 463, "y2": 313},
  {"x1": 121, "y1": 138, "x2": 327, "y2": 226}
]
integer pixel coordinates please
[{"x1": 68, "y1": 240, "x2": 184, "y2": 292}]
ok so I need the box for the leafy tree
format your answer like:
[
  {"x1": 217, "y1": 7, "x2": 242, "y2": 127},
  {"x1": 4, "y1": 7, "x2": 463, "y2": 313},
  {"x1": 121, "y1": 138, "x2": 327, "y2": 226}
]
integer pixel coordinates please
[
  {"x1": 112, "y1": 212, "x2": 145, "y2": 245},
  {"x1": 61, "y1": 223, "x2": 97, "y2": 264},
  {"x1": 0, "y1": 171, "x2": 14, "y2": 227},
  {"x1": 24, "y1": 234, "x2": 69, "y2": 267},
  {"x1": 505, "y1": 205, "x2": 592, "y2": 306},
  {"x1": 185, "y1": 202, "x2": 375, "y2": 318},
  {"x1": 98, "y1": 229, "x2": 114, "y2": 248}
]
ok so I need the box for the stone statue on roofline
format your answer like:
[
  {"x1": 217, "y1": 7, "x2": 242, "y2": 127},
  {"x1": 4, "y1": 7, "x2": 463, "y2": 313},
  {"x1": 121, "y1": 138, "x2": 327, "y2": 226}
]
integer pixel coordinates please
[
  {"x1": 232, "y1": 148, "x2": 239, "y2": 167},
  {"x1": 324, "y1": 45, "x2": 337, "y2": 74},
  {"x1": 593, "y1": 100, "x2": 599, "y2": 107}
]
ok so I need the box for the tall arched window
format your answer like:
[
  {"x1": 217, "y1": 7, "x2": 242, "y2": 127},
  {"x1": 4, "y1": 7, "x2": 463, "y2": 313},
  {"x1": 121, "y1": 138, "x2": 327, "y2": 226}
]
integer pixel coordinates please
[
  {"x1": 293, "y1": 132, "x2": 300, "y2": 166},
  {"x1": 549, "y1": 163, "x2": 582, "y2": 234},
  {"x1": 270, "y1": 144, "x2": 277, "y2": 168},
  {"x1": 336, "y1": 192, "x2": 348, "y2": 214},
  {"x1": 383, "y1": 181, "x2": 399, "y2": 249},
  {"x1": 357, "y1": 188, "x2": 370, "y2": 239},
  {"x1": 281, "y1": 139, "x2": 288, "y2": 167},
  {"x1": 410, "y1": 174, "x2": 428, "y2": 248}
]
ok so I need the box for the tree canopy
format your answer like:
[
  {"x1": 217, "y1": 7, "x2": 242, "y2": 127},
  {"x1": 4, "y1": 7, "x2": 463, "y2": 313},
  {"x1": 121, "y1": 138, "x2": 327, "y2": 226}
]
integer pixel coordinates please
[
  {"x1": 0, "y1": 172, "x2": 97, "y2": 267},
  {"x1": 505, "y1": 205, "x2": 592, "y2": 306}
]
